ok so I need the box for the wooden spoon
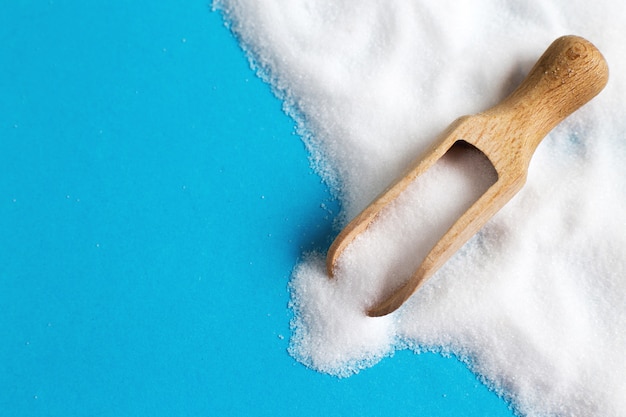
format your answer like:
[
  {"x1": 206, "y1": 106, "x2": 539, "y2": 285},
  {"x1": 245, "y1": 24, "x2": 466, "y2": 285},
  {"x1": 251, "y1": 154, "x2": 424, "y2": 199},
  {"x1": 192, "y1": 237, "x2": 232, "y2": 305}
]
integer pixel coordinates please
[{"x1": 326, "y1": 35, "x2": 609, "y2": 317}]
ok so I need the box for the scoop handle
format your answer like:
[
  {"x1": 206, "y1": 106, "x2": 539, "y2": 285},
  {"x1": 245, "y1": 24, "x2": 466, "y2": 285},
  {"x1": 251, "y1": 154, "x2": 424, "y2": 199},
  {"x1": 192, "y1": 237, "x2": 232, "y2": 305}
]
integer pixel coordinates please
[{"x1": 487, "y1": 35, "x2": 609, "y2": 152}]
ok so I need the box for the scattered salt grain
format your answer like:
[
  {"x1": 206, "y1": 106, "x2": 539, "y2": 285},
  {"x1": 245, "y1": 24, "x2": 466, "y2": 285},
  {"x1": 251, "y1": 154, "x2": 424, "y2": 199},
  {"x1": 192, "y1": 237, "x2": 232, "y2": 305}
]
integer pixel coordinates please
[{"x1": 215, "y1": 0, "x2": 626, "y2": 415}]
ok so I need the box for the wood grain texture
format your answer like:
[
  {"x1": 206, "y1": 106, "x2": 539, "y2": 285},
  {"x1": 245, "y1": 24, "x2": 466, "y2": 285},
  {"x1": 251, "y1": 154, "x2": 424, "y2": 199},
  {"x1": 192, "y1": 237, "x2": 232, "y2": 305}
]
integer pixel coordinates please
[{"x1": 325, "y1": 35, "x2": 609, "y2": 317}]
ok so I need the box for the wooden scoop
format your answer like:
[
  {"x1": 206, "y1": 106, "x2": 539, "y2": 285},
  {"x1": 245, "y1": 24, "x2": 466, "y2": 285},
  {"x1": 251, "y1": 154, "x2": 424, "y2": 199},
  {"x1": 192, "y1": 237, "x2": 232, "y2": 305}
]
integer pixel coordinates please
[{"x1": 326, "y1": 35, "x2": 609, "y2": 317}]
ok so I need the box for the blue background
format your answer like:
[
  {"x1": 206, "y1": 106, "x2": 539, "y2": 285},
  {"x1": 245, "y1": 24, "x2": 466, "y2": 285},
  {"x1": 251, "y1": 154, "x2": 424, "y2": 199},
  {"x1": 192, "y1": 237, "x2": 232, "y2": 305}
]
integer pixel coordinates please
[{"x1": 1, "y1": 2, "x2": 516, "y2": 416}]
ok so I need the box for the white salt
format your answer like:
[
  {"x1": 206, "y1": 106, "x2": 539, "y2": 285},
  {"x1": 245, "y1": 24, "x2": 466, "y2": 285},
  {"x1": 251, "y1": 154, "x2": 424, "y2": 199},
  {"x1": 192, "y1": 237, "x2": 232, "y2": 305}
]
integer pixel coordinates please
[{"x1": 215, "y1": 0, "x2": 626, "y2": 415}]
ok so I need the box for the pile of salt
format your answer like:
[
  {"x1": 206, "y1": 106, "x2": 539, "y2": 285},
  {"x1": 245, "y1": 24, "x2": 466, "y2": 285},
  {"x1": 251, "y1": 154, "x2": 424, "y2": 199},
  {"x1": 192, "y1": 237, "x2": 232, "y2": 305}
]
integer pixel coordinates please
[{"x1": 215, "y1": 0, "x2": 626, "y2": 415}]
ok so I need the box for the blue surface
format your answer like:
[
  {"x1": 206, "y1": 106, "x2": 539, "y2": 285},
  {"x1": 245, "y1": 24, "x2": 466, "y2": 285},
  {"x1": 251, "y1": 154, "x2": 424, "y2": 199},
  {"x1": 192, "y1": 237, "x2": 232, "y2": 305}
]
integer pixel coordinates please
[{"x1": 1, "y1": 2, "x2": 516, "y2": 416}]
